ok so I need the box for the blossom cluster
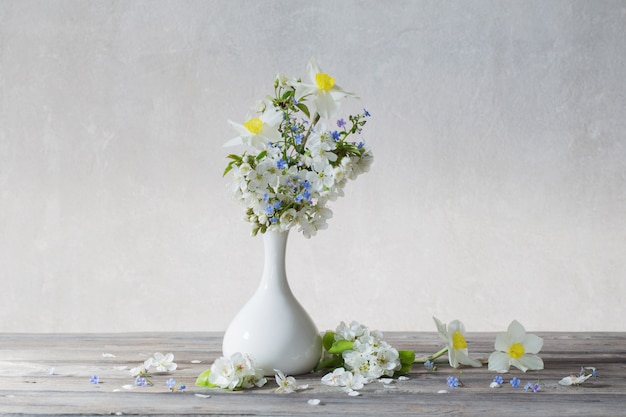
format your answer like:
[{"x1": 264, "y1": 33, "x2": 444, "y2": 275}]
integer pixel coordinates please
[
  {"x1": 317, "y1": 321, "x2": 415, "y2": 395},
  {"x1": 195, "y1": 352, "x2": 267, "y2": 390},
  {"x1": 223, "y1": 58, "x2": 373, "y2": 237}
]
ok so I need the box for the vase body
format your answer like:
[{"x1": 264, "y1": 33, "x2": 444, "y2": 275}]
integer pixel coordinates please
[{"x1": 222, "y1": 230, "x2": 322, "y2": 375}]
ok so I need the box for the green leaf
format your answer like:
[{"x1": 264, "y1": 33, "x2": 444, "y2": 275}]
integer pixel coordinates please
[
  {"x1": 226, "y1": 153, "x2": 243, "y2": 162},
  {"x1": 399, "y1": 349, "x2": 416, "y2": 365},
  {"x1": 328, "y1": 340, "x2": 354, "y2": 354},
  {"x1": 295, "y1": 102, "x2": 310, "y2": 118},
  {"x1": 195, "y1": 369, "x2": 217, "y2": 387},
  {"x1": 394, "y1": 350, "x2": 416, "y2": 376},
  {"x1": 256, "y1": 150, "x2": 267, "y2": 161},
  {"x1": 223, "y1": 161, "x2": 234, "y2": 177},
  {"x1": 322, "y1": 331, "x2": 336, "y2": 351},
  {"x1": 314, "y1": 355, "x2": 343, "y2": 372}
]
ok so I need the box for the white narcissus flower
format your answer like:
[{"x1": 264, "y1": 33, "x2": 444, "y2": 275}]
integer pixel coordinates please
[
  {"x1": 292, "y1": 57, "x2": 357, "y2": 119},
  {"x1": 488, "y1": 320, "x2": 544, "y2": 373},
  {"x1": 152, "y1": 352, "x2": 177, "y2": 372},
  {"x1": 433, "y1": 317, "x2": 482, "y2": 368},
  {"x1": 225, "y1": 107, "x2": 283, "y2": 149}
]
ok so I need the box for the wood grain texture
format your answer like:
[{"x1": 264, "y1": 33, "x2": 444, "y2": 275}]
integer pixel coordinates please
[{"x1": 1, "y1": 332, "x2": 624, "y2": 416}]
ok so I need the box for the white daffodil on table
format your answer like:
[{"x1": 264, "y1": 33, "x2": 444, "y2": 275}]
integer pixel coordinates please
[
  {"x1": 433, "y1": 317, "x2": 482, "y2": 368},
  {"x1": 488, "y1": 320, "x2": 544, "y2": 373},
  {"x1": 291, "y1": 57, "x2": 357, "y2": 119},
  {"x1": 224, "y1": 107, "x2": 283, "y2": 149}
]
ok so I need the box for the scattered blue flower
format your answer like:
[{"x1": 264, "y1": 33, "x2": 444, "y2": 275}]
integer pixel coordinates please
[
  {"x1": 331, "y1": 131, "x2": 341, "y2": 141},
  {"x1": 277, "y1": 159, "x2": 287, "y2": 169},
  {"x1": 265, "y1": 204, "x2": 274, "y2": 216},
  {"x1": 524, "y1": 381, "x2": 541, "y2": 393},
  {"x1": 135, "y1": 376, "x2": 148, "y2": 387},
  {"x1": 302, "y1": 180, "x2": 311, "y2": 190},
  {"x1": 493, "y1": 375, "x2": 503, "y2": 385},
  {"x1": 295, "y1": 134, "x2": 304, "y2": 144},
  {"x1": 510, "y1": 377, "x2": 521, "y2": 388},
  {"x1": 90, "y1": 375, "x2": 99, "y2": 384},
  {"x1": 363, "y1": 108, "x2": 371, "y2": 117},
  {"x1": 447, "y1": 376, "x2": 459, "y2": 388},
  {"x1": 337, "y1": 118, "x2": 346, "y2": 128},
  {"x1": 263, "y1": 193, "x2": 269, "y2": 203},
  {"x1": 357, "y1": 141, "x2": 365, "y2": 150},
  {"x1": 179, "y1": 385, "x2": 186, "y2": 392},
  {"x1": 295, "y1": 194, "x2": 304, "y2": 203},
  {"x1": 166, "y1": 378, "x2": 176, "y2": 390},
  {"x1": 424, "y1": 360, "x2": 436, "y2": 371}
]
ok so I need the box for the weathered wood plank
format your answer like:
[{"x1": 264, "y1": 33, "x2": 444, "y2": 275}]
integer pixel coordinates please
[{"x1": 0, "y1": 332, "x2": 624, "y2": 416}]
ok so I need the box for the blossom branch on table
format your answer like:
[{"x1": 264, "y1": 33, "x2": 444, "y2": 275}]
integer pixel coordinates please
[
  {"x1": 315, "y1": 321, "x2": 415, "y2": 395},
  {"x1": 223, "y1": 57, "x2": 373, "y2": 238}
]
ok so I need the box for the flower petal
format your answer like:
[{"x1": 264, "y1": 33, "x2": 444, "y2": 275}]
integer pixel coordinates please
[
  {"x1": 455, "y1": 350, "x2": 482, "y2": 368},
  {"x1": 522, "y1": 334, "x2": 543, "y2": 354},
  {"x1": 314, "y1": 91, "x2": 340, "y2": 119},
  {"x1": 507, "y1": 320, "x2": 526, "y2": 342},
  {"x1": 515, "y1": 354, "x2": 544, "y2": 372},
  {"x1": 432, "y1": 317, "x2": 450, "y2": 343},
  {"x1": 488, "y1": 351, "x2": 511, "y2": 372},
  {"x1": 448, "y1": 320, "x2": 466, "y2": 336},
  {"x1": 494, "y1": 332, "x2": 510, "y2": 352}
]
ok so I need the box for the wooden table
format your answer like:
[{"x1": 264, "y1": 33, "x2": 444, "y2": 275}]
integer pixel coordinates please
[{"x1": 1, "y1": 332, "x2": 624, "y2": 416}]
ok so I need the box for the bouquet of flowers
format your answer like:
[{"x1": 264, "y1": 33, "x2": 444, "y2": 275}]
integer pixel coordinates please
[{"x1": 223, "y1": 58, "x2": 373, "y2": 237}]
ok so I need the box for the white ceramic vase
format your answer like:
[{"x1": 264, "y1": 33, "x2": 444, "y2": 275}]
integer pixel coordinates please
[{"x1": 222, "y1": 230, "x2": 322, "y2": 376}]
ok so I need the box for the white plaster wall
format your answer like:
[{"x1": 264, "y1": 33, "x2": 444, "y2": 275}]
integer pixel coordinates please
[{"x1": 1, "y1": 0, "x2": 624, "y2": 333}]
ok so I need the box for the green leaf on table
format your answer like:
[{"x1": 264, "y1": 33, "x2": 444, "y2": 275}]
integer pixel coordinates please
[
  {"x1": 328, "y1": 340, "x2": 354, "y2": 354},
  {"x1": 195, "y1": 369, "x2": 217, "y2": 387}
]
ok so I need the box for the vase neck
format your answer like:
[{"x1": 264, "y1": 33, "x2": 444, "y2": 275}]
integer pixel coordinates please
[{"x1": 260, "y1": 230, "x2": 291, "y2": 292}]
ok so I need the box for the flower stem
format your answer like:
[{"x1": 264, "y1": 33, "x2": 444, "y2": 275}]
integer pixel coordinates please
[
  {"x1": 301, "y1": 112, "x2": 320, "y2": 149},
  {"x1": 414, "y1": 346, "x2": 448, "y2": 363}
]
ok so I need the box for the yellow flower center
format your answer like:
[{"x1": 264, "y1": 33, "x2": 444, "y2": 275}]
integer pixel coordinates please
[
  {"x1": 315, "y1": 73, "x2": 335, "y2": 91},
  {"x1": 243, "y1": 117, "x2": 263, "y2": 134},
  {"x1": 509, "y1": 342, "x2": 525, "y2": 359},
  {"x1": 452, "y1": 331, "x2": 467, "y2": 350}
]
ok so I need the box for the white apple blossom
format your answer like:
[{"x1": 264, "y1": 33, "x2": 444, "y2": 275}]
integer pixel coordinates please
[
  {"x1": 152, "y1": 352, "x2": 177, "y2": 373},
  {"x1": 207, "y1": 352, "x2": 267, "y2": 390}
]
